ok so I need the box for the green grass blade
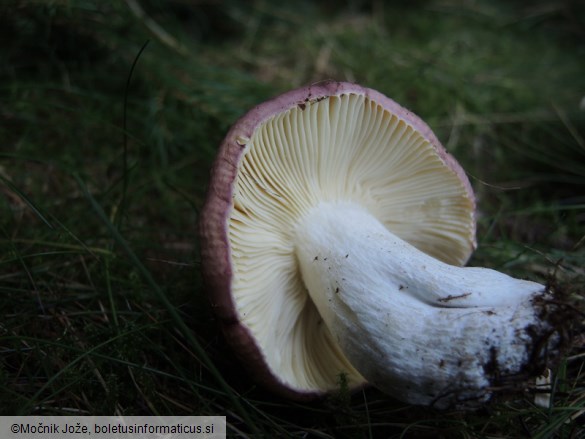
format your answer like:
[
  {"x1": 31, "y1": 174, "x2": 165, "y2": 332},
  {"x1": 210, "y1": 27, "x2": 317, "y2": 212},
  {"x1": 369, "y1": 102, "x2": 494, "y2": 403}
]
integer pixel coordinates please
[{"x1": 72, "y1": 173, "x2": 259, "y2": 432}]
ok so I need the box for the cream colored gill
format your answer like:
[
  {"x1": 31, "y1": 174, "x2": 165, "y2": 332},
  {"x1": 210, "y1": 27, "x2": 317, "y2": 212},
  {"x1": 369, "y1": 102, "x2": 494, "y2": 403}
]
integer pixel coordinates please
[{"x1": 227, "y1": 92, "x2": 473, "y2": 391}]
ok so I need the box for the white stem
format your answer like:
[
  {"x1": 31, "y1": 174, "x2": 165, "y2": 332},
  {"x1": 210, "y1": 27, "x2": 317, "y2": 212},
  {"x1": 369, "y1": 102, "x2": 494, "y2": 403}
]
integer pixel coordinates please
[{"x1": 294, "y1": 202, "x2": 557, "y2": 408}]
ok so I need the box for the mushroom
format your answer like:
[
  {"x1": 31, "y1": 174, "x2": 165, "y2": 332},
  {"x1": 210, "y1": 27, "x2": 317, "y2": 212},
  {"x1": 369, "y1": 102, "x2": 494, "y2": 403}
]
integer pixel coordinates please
[{"x1": 200, "y1": 81, "x2": 562, "y2": 408}]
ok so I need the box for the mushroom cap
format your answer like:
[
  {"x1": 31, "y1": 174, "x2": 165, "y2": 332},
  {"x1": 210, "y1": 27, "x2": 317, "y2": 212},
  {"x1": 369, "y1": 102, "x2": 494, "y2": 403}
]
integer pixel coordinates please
[{"x1": 199, "y1": 81, "x2": 477, "y2": 398}]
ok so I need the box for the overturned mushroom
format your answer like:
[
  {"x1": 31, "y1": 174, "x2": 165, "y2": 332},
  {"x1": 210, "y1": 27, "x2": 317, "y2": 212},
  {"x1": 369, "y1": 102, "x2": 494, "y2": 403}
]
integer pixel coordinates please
[{"x1": 200, "y1": 81, "x2": 562, "y2": 408}]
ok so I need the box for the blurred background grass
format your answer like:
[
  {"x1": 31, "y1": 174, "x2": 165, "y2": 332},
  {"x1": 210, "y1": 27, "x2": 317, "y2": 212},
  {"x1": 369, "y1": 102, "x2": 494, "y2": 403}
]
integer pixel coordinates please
[{"x1": 1, "y1": 0, "x2": 584, "y2": 436}]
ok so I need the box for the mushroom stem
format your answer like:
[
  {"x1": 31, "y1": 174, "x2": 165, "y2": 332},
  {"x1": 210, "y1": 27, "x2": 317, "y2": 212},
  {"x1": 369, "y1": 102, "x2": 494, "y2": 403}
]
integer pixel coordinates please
[{"x1": 294, "y1": 202, "x2": 559, "y2": 408}]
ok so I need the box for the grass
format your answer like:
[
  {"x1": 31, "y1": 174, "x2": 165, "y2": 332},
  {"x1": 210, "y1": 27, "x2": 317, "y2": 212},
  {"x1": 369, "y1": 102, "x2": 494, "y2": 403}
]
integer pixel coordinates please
[{"x1": 1, "y1": 0, "x2": 584, "y2": 436}]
